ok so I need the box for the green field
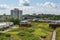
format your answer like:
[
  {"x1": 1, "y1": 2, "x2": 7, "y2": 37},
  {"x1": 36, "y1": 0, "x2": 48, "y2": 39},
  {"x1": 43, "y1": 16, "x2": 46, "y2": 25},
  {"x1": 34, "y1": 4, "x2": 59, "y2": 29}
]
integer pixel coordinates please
[
  {"x1": 56, "y1": 28, "x2": 60, "y2": 40},
  {"x1": 0, "y1": 22, "x2": 53, "y2": 40}
]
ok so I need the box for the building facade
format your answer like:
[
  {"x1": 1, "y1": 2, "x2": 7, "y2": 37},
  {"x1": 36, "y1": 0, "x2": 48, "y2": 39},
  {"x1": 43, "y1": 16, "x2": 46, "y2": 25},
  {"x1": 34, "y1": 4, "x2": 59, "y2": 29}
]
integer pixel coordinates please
[
  {"x1": 11, "y1": 8, "x2": 22, "y2": 19},
  {"x1": 0, "y1": 14, "x2": 10, "y2": 20}
]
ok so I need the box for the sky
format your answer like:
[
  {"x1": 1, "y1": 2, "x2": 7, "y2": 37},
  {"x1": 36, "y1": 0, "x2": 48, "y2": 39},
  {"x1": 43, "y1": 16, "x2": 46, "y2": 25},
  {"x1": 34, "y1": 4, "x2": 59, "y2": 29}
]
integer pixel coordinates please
[{"x1": 0, "y1": 0, "x2": 60, "y2": 15}]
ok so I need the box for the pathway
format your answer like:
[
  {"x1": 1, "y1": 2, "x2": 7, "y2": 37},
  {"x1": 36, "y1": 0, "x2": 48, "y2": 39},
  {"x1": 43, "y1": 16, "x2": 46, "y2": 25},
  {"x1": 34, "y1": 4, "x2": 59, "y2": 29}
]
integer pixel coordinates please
[
  {"x1": 0, "y1": 25, "x2": 18, "y2": 33},
  {"x1": 52, "y1": 30, "x2": 56, "y2": 40}
]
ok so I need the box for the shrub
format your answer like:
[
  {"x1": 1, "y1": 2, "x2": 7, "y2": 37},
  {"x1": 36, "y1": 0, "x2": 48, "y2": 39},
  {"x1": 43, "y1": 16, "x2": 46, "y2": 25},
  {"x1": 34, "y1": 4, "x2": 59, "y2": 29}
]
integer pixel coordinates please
[
  {"x1": 40, "y1": 32, "x2": 47, "y2": 38},
  {"x1": 18, "y1": 31, "x2": 40, "y2": 40},
  {"x1": 23, "y1": 36, "x2": 40, "y2": 40},
  {"x1": 18, "y1": 31, "x2": 33, "y2": 37},
  {"x1": 33, "y1": 29, "x2": 48, "y2": 38},
  {"x1": 27, "y1": 28, "x2": 35, "y2": 33},
  {"x1": 19, "y1": 31, "x2": 25, "y2": 36},
  {"x1": 5, "y1": 34, "x2": 11, "y2": 37}
]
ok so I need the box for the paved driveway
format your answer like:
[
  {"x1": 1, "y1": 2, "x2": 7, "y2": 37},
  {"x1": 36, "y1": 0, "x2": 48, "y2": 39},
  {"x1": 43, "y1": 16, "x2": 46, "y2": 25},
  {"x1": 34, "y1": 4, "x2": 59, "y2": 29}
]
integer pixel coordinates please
[
  {"x1": 0, "y1": 25, "x2": 18, "y2": 33},
  {"x1": 52, "y1": 30, "x2": 56, "y2": 40}
]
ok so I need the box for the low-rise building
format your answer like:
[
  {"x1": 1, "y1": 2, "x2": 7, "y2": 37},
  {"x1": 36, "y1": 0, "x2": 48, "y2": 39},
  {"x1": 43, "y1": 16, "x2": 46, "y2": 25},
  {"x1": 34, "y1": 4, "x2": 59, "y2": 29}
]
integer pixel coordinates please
[
  {"x1": 0, "y1": 22, "x2": 13, "y2": 29},
  {"x1": 49, "y1": 20, "x2": 60, "y2": 29},
  {"x1": 0, "y1": 15, "x2": 11, "y2": 20}
]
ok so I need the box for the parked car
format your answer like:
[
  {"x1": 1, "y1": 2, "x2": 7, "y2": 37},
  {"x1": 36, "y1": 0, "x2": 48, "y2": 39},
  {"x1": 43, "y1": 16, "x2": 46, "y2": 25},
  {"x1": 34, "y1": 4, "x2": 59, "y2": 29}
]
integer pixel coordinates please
[
  {"x1": 19, "y1": 20, "x2": 31, "y2": 27},
  {"x1": 32, "y1": 18, "x2": 39, "y2": 22}
]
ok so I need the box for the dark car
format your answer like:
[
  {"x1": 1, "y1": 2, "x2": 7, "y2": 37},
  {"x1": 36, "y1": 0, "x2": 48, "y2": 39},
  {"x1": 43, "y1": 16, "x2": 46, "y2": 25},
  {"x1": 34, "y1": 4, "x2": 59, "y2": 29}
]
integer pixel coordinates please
[{"x1": 19, "y1": 20, "x2": 31, "y2": 27}]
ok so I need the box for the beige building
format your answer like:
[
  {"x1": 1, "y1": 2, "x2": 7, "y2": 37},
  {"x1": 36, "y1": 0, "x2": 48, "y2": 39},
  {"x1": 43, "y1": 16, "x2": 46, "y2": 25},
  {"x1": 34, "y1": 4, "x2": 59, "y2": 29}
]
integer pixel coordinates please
[{"x1": 11, "y1": 8, "x2": 22, "y2": 19}]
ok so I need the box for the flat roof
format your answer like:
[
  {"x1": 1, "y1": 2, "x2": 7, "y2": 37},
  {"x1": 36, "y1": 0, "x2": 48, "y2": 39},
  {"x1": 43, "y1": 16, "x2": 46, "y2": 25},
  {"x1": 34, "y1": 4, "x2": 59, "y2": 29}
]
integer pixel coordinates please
[
  {"x1": 0, "y1": 22, "x2": 13, "y2": 28},
  {"x1": 49, "y1": 20, "x2": 60, "y2": 24}
]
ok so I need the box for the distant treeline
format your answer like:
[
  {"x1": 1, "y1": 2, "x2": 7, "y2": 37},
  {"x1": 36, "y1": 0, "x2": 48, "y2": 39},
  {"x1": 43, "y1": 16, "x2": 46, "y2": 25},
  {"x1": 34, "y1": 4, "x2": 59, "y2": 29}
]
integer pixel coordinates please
[{"x1": 23, "y1": 14, "x2": 60, "y2": 20}]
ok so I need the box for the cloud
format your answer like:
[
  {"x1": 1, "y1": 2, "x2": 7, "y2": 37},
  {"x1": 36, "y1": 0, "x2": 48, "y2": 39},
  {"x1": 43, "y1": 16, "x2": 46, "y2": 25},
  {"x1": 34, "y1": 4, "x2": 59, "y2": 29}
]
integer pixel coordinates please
[
  {"x1": 0, "y1": 4, "x2": 9, "y2": 10},
  {"x1": 19, "y1": 0, "x2": 30, "y2": 6},
  {"x1": 0, "y1": 1, "x2": 60, "y2": 15},
  {"x1": 36, "y1": 2, "x2": 56, "y2": 8},
  {"x1": 35, "y1": 2, "x2": 60, "y2": 15},
  {"x1": 0, "y1": 4, "x2": 20, "y2": 15},
  {"x1": 18, "y1": 2, "x2": 60, "y2": 15},
  {"x1": 0, "y1": 4, "x2": 16, "y2": 15},
  {"x1": 43, "y1": 2, "x2": 56, "y2": 8},
  {"x1": 0, "y1": 4, "x2": 9, "y2": 15}
]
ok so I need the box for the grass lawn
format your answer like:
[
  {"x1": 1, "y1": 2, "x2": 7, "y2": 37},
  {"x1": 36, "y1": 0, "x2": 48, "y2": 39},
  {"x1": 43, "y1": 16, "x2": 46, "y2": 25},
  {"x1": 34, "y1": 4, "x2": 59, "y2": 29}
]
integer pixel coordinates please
[
  {"x1": 6, "y1": 32, "x2": 19, "y2": 35},
  {"x1": 56, "y1": 28, "x2": 60, "y2": 40},
  {"x1": 0, "y1": 22, "x2": 53, "y2": 40},
  {"x1": 31, "y1": 22, "x2": 53, "y2": 31},
  {"x1": 44, "y1": 32, "x2": 52, "y2": 40}
]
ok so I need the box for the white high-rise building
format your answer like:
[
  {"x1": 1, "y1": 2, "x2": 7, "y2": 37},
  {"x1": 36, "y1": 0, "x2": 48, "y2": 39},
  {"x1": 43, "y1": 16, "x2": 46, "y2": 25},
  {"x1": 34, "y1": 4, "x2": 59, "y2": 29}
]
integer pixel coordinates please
[{"x1": 11, "y1": 8, "x2": 22, "y2": 19}]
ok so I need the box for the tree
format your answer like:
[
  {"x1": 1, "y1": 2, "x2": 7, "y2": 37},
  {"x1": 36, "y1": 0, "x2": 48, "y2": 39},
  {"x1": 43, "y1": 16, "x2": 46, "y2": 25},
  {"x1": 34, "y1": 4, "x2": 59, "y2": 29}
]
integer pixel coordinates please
[
  {"x1": 7, "y1": 18, "x2": 14, "y2": 22},
  {"x1": 14, "y1": 18, "x2": 20, "y2": 25},
  {"x1": 7, "y1": 18, "x2": 20, "y2": 25}
]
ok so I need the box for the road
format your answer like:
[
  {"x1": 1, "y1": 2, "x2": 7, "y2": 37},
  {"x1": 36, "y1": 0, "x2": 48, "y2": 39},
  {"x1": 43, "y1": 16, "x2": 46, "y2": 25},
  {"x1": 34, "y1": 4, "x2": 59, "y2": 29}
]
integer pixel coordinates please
[
  {"x1": 52, "y1": 30, "x2": 56, "y2": 40},
  {"x1": 0, "y1": 25, "x2": 18, "y2": 33}
]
